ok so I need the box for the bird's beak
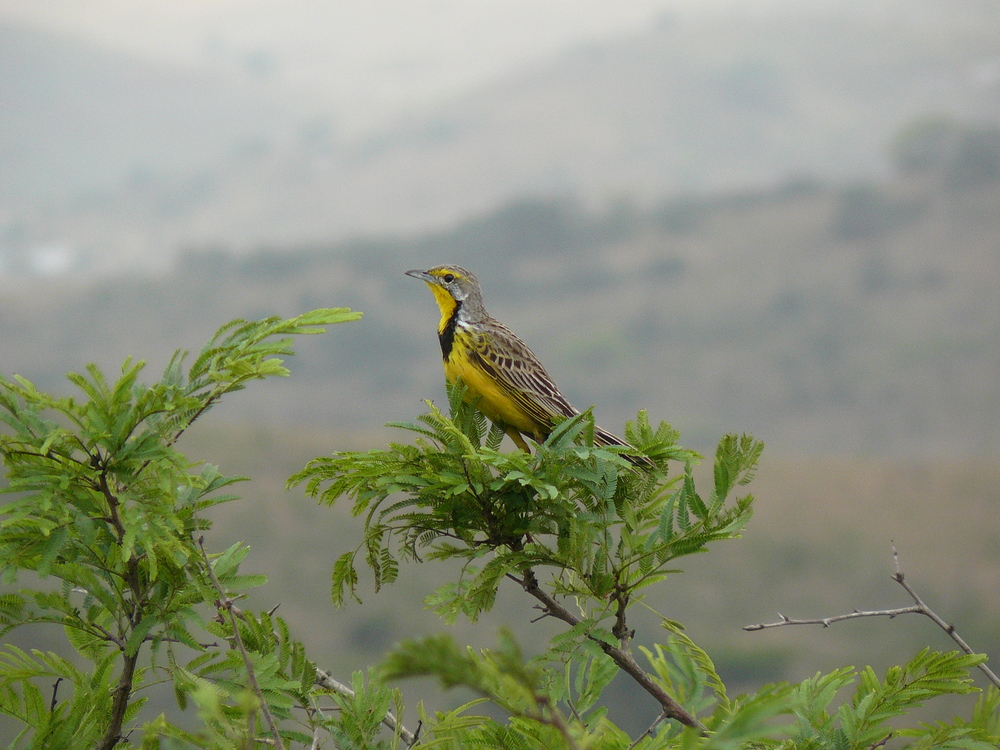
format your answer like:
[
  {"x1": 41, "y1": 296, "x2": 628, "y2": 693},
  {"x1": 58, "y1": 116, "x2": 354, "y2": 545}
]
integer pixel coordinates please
[{"x1": 405, "y1": 269, "x2": 434, "y2": 283}]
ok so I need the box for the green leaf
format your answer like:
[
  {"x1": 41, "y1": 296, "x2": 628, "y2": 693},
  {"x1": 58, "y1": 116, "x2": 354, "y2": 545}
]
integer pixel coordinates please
[{"x1": 839, "y1": 649, "x2": 986, "y2": 747}]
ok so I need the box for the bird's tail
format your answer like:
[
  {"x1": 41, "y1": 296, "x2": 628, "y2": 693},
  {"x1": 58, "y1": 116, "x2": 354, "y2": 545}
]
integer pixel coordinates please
[{"x1": 593, "y1": 425, "x2": 653, "y2": 467}]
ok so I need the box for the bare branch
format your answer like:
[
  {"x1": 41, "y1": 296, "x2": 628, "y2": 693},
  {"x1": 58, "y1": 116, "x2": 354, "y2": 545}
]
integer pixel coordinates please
[
  {"x1": 743, "y1": 606, "x2": 922, "y2": 631},
  {"x1": 744, "y1": 543, "x2": 1000, "y2": 689},
  {"x1": 887, "y1": 544, "x2": 1000, "y2": 688},
  {"x1": 314, "y1": 668, "x2": 417, "y2": 746},
  {"x1": 198, "y1": 536, "x2": 285, "y2": 750}
]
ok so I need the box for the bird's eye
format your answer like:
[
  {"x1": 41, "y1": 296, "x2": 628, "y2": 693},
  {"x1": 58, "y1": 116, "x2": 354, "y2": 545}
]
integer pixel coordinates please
[{"x1": 443, "y1": 273, "x2": 455, "y2": 283}]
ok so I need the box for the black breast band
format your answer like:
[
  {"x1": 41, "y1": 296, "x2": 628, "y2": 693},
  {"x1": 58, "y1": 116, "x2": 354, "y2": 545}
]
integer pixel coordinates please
[{"x1": 438, "y1": 301, "x2": 461, "y2": 360}]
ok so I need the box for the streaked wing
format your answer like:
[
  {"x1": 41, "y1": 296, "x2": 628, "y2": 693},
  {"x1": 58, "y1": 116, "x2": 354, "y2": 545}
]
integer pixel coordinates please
[
  {"x1": 469, "y1": 317, "x2": 647, "y2": 463},
  {"x1": 468, "y1": 320, "x2": 578, "y2": 429}
]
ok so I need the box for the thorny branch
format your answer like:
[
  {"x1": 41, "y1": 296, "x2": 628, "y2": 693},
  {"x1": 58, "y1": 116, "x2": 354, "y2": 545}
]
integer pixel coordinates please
[{"x1": 744, "y1": 543, "x2": 1000, "y2": 689}]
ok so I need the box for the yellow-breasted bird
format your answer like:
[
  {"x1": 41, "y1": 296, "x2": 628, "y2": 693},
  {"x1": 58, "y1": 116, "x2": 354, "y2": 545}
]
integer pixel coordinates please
[{"x1": 406, "y1": 264, "x2": 648, "y2": 465}]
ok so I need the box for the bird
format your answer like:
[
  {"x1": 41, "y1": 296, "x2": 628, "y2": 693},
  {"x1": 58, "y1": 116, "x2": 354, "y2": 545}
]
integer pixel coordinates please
[{"x1": 406, "y1": 264, "x2": 648, "y2": 465}]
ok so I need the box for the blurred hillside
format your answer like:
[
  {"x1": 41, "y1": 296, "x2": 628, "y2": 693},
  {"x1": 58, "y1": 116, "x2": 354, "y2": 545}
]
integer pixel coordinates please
[
  {"x1": 2, "y1": 135, "x2": 998, "y2": 457},
  {"x1": 2, "y1": 0, "x2": 1000, "y2": 268}
]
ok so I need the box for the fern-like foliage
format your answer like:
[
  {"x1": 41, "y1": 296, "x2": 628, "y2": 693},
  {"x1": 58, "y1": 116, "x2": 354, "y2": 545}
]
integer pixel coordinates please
[
  {"x1": 776, "y1": 649, "x2": 997, "y2": 750},
  {"x1": 382, "y1": 629, "x2": 583, "y2": 748},
  {"x1": 5, "y1": 303, "x2": 996, "y2": 749},
  {"x1": 291, "y1": 386, "x2": 758, "y2": 628},
  {"x1": 0, "y1": 309, "x2": 362, "y2": 748},
  {"x1": 292, "y1": 383, "x2": 765, "y2": 744},
  {"x1": 899, "y1": 687, "x2": 1000, "y2": 750},
  {"x1": 381, "y1": 630, "x2": 999, "y2": 750},
  {"x1": 838, "y1": 649, "x2": 986, "y2": 748},
  {"x1": 294, "y1": 384, "x2": 1000, "y2": 750}
]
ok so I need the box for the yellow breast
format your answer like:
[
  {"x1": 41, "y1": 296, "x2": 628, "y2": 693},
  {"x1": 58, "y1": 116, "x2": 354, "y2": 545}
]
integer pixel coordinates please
[{"x1": 444, "y1": 331, "x2": 541, "y2": 437}]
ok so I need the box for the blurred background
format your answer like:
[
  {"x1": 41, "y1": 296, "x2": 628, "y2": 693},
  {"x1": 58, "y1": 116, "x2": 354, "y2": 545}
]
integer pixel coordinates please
[{"x1": 1, "y1": 0, "x2": 998, "y2": 738}]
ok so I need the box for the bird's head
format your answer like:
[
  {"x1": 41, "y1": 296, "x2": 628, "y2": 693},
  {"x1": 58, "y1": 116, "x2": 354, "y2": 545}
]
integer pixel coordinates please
[{"x1": 406, "y1": 265, "x2": 485, "y2": 320}]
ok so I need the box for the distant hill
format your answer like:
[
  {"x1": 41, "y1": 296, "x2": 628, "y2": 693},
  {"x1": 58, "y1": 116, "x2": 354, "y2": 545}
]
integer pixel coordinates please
[
  {"x1": 2, "y1": 155, "x2": 998, "y2": 456},
  {"x1": 2, "y1": 0, "x2": 1000, "y2": 268}
]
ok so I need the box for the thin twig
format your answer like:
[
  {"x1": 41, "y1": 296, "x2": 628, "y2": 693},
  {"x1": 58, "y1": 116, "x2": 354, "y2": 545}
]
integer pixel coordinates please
[
  {"x1": 533, "y1": 697, "x2": 581, "y2": 750},
  {"x1": 888, "y1": 544, "x2": 1000, "y2": 688},
  {"x1": 511, "y1": 570, "x2": 702, "y2": 730},
  {"x1": 49, "y1": 678, "x2": 62, "y2": 712},
  {"x1": 314, "y1": 668, "x2": 417, "y2": 746},
  {"x1": 744, "y1": 543, "x2": 1000, "y2": 689},
  {"x1": 198, "y1": 536, "x2": 285, "y2": 749},
  {"x1": 743, "y1": 606, "x2": 922, "y2": 631},
  {"x1": 90, "y1": 623, "x2": 126, "y2": 649},
  {"x1": 628, "y1": 710, "x2": 667, "y2": 750}
]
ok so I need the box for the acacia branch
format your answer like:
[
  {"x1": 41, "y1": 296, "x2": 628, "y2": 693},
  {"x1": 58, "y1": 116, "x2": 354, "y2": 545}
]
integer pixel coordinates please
[
  {"x1": 314, "y1": 668, "x2": 417, "y2": 746},
  {"x1": 95, "y1": 464, "x2": 148, "y2": 750},
  {"x1": 513, "y1": 569, "x2": 702, "y2": 730},
  {"x1": 744, "y1": 543, "x2": 1000, "y2": 689},
  {"x1": 612, "y1": 586, "x2": 633, "y2": 643},
  {"x1": 198, "y1": 537, "x2": 285, "y2": 749},
  {"x1": 97, "y1": 650, "x2": 140, "y2": 750},
  {"x1": 133, "y1": 389, "x2": 226, "y2": 480}
]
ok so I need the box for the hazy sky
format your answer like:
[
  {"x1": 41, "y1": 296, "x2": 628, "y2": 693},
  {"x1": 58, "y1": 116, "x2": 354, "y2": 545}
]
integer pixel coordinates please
[{"x1": 0, "y1": 0, "x2": 787, "y2": 130}]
